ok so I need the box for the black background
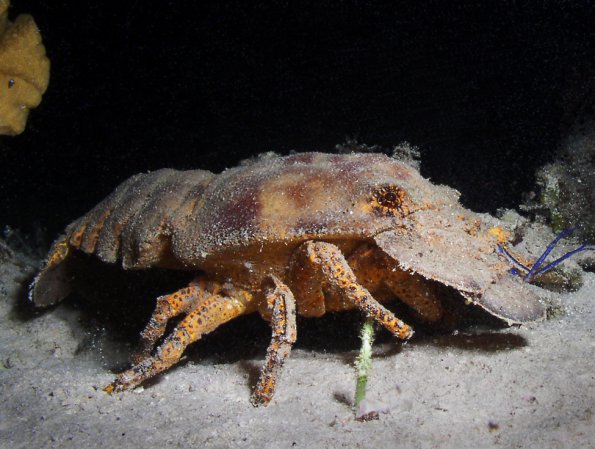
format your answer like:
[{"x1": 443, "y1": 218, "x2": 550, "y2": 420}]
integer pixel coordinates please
[{"x1": 2, "y1": 1, "x2": 594, "y2": 238}]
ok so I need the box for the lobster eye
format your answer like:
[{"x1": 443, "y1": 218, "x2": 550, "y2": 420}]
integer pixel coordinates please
[{"x1": 371, "y1": 184, "x2": 410, "y2": 217}]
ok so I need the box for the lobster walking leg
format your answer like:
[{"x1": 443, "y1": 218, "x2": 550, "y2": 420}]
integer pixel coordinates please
[
  {"x1": 131, "y1": 279, "x2": 214, "y2": 364},
  {"x1": 251, "y1": 276, "x2": 297, "y2": 407},
  {"x1": 292, "y1": 241, "x2": 414, "y2": 340},
  {"x1": 105, "y1": 283, "x2": 252, "y2": 393},
  {"x1": 347, "y1": 244, "x2": 444, "y2": 322}
]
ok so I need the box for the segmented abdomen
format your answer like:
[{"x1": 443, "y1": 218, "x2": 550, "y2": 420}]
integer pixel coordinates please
[{"x1": 66, "y1": 168, "x2": 215, "y2": 269}]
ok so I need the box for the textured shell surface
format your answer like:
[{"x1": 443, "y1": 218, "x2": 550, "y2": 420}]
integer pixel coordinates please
[
  {"x1": 31, "y1": 151, "x2": 547, "y2": 322},
  {"x1": 67, "y1": 152, "x2": 460, "y2": 271},
  {"x1": 172, "y1": 152, "x2": 460, "y2": 264}
]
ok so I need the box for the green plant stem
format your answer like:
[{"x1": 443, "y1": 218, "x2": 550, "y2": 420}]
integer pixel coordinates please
[{"x1": 354, "y1": 317, "x2": 376, "y2": 409}]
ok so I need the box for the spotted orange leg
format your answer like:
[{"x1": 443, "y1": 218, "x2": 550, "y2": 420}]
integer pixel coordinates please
[
  {"x1": 131, "y1": 279, "x2": 218, "y2": 364},
  {"x1": 347, "y1": 244, "x2": 444, "y2": 322},
  {"x1": 251, "y1": 276, "x2": 297, "y2": 406},
  {"x1": 254, "y1": 241, "x2": 414, "y2": 406},
  {"x1": 105, "y1": 282, "x2": 252, "y2": 393},
  {"x1": 292, "y1": 241, "x2": 414, "y2": 340}
]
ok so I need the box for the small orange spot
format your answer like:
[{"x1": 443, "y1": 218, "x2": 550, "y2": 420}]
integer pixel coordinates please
[
  {"x1": 464, "y1": 219, "x2": 482, "y2": 236},
  {"x1": 70, "y1": 224, "x2": 87, "y2": 247},
  {"x1": 46, "y1": 240, "x2": 70, "y2": 267},
  {"x1": 488, "y1": 226, "x2": 510, "y2": 244}
]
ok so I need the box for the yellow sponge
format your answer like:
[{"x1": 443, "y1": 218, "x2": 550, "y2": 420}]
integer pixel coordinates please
[{"x1": 0, "y1": 0, "x2": 50, "y2": 135}]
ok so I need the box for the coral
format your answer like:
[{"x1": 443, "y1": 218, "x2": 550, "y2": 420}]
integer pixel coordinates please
[
  {"x1": 0, "y1": 0, "x2": 50, "y2": 135},
  {"x1": 519, "y1": 126, "x2": 595, "y2": 275},
  {"x1": 531, "y1": 121, "x2": 595, "y2": 243}
]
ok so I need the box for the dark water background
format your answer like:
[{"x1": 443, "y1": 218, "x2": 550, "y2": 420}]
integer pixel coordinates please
[{"x1": 2, "y1": 1, "x2": 594, "y2": 237}]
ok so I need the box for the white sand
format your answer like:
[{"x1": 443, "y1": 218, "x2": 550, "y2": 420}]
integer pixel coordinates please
[{"x1": 1, "y1": 242, "x2": 593, "y2": 449}]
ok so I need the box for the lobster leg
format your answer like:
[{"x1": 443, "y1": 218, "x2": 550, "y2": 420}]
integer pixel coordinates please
[
  {"x1": 131, "y1": 279, "x2": 214, "y2": 364},
  {"x1": 105, "y1": 282, "x2": 252, "y2": 393},
  {"x1": 348, "y1": 244, "x2": 444, "y2": 322},
  {"x1": 292, "y1": 241, "x2": 414, "y2": 340},
  {"x1": 251, "y1": 275, "x2": 297, "y2": 406}
]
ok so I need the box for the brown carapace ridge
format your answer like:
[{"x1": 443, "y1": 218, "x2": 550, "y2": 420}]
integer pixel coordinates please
[{"x1": 29, "y1": 152, "x2": 545, "y2": 406}]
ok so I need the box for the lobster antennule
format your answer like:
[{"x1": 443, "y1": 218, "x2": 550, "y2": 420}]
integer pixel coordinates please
[
  {"x1": 497, "y1": 245, "x2": 530, "y2": 273},
  {"x1": 523, "y1": 228, "x2": 574, "y2": 281},
  {"x1": 530, "y1": 244, "x2": 594, "y2": 280},
  {"x1": 499, "y1": 228, "x2": 594, "y2": 282}
]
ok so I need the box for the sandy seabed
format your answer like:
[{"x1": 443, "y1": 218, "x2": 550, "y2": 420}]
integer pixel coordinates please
[{"x1": 0, "y1": 243, "x2": 593, "y2": 449}]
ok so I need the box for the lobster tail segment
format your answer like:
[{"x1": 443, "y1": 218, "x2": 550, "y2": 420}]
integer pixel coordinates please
[{"x1": 28, "y1": 235, "x2": 74, "y2": 307}]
